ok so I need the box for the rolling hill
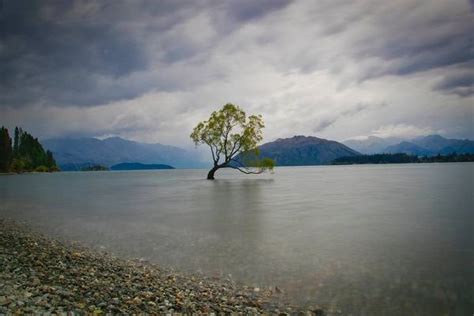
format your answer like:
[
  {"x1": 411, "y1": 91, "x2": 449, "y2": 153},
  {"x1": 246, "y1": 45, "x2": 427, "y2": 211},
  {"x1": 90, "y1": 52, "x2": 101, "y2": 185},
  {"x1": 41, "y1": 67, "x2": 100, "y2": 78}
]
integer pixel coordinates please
[{"x1": 243, "y1": 135, "x2": 361, "y2": 166}]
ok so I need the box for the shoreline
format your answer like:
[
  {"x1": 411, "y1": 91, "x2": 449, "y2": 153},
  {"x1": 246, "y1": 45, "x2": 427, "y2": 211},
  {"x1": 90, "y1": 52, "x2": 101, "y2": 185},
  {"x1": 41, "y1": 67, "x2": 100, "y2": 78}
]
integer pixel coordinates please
[
  {"x1": 0, "y1": 218, "x2": 322, "y2": 315},
  {"x1": 1, "y1": 160, "x2": 473, "y2": 176}
]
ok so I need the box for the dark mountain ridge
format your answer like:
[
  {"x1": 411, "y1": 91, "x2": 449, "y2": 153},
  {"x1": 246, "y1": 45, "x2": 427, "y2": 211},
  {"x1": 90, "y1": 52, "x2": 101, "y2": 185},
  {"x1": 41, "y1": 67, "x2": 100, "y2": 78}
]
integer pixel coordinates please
[{"x1": 248, "y1": 135, "x2": 360, "y2": 166}]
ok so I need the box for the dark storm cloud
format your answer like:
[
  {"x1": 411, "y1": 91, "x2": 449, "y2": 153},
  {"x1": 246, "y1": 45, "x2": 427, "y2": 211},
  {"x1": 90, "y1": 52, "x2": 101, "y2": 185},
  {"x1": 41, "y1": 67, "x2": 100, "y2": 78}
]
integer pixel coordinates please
[
  {"x1": 433, "y1": 67, "x2": 474, "y2": 97},
  {"x1": 225, "y1": 0, "x2": 290, "y2": 22},
  {"x1": 0, "y1": 0, "x2": 193, "y2": 107},
  {"x1": 0, "y1": 0, "x2": 293, "y2": 108},
  {"x1": 1, "y1": 0, "x2": 472, "y2": 143},
  {"x1": 351, "y1": 1, "x2": 473, "y2": 82},
  {"x1": 384, "y1": 33, "x2": 471, "y2": 77}
]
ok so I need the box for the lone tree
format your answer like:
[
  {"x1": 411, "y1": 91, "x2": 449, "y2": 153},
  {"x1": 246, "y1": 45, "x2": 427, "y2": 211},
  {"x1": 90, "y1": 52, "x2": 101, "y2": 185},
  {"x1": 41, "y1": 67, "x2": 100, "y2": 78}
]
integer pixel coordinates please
[{"x1": 191, "y1": 103, "x2": 275, "y2": 180}]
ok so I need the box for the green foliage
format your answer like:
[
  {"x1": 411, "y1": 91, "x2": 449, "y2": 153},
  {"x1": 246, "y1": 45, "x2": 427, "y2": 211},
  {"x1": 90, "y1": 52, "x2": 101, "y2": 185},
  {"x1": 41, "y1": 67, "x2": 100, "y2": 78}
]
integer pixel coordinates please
[
  {"x1": 0, "y1": 127, "x2": 13, "y2": 172},
  {"x1": 13, "y1": 127, "x2": 20, "y2": 156},
  {"x1": 253, "y1": 157, "x2": 276, "y2": 170},
  {"x1": 190, "y1": 103, "x2": 274, "y2": 179},
  {"x1": 49, "y1": 165, "x2": 60, "y2": 172},
  {"x1": 35, "y1": 165, "x2": 49, "y2": 172},
  {"x1": 419, "y1": 153, "x2": 474, "y2": 163},
  {"x1": 10, "y1": 158, "x2": 26, "y2": 173},
  {"x1": 45, "y1": 150, "x2": 57, "y2": 169},
  {"x1": 238, "y1": 152, "x2": 275, "y2": 169},
  {"x1": 332, "y1": 153, "x2": 418, "y2": 164},
  {"x1": 0, "y1": 127, "x2": 59, "y2": 173}
]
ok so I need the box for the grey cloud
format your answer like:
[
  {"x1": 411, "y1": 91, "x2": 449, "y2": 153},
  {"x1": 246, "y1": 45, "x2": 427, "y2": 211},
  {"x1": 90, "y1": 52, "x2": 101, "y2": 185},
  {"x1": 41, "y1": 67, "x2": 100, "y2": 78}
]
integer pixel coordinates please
[
  {"x1": 387, "y1": 36, "x2": 471, "y2": 76},
  {"x1": 224, "y1": 0, "x2": 290, "y2": 23},
  {"x1": 327, "y1": 1, "x2": 473, "y2": 88},
  {"x1": 313, "y1": 118, "x2": 337, "y2": 133},
  {"x1": 1, "y1": 0, "x2": 472, "y2": 143},
  {"x1": 0, "y1": 0, "x2": 293, "y2": 108},
  {"x1": 312, "y1": 103, "x2": 372, "y2": 132},
  {"x1": 433, "y1": 67, "x2": 474, "y2": 97},
  {"x1": 0, "y1": 0, "x2": 196, "y2": 108},
  {"x1": 3, "y1": 0, "x2": 472, "y2": 110}
]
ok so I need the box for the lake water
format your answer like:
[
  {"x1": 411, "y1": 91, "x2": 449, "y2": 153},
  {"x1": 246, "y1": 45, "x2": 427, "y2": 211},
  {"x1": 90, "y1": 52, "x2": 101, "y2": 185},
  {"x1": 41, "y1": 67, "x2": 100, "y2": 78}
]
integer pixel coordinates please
[{"x1": 1, "y1": 163, "x2": 472, "y2": 315}]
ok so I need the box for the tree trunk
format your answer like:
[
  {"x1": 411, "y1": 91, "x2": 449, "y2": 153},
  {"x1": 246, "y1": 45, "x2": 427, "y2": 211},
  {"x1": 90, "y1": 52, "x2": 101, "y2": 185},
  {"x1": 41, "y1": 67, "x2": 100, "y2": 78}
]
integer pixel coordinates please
[{"x1": 207, "y1": 166, "x2": 219, "y2": 180}]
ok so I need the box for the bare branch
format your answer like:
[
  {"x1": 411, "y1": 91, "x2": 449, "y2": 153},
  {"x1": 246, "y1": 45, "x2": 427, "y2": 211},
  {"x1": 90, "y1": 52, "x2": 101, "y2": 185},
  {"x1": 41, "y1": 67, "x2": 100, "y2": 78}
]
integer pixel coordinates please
[
  {"x1": 229, "y1": 141, "x2": 243, "y2": 159},
  {"x1": 228, "y1": 165, "x2": 264, "y2": 175},
  {"x1": 210, "y1": 145, "x2": 217, "y2": 164},
  {"x1": 230, "y1": 158, "x2": 247, "y2": 169},
  {"x1": 228, "y1": 134, "x2": 245, "y2": 160},
  {"x1": 215, "y1": 145, "x2": 222, "y2": 164},
  {"x1": 223, "y1": 118, "x2": 234, "y2": 161}
]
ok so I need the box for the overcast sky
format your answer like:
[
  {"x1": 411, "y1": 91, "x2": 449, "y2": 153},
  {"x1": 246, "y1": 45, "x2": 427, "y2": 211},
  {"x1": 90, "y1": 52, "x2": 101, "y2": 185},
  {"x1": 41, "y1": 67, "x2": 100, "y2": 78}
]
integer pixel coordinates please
[{"x1": 1, "y1": 0, "x2": 473, "y2": 146}]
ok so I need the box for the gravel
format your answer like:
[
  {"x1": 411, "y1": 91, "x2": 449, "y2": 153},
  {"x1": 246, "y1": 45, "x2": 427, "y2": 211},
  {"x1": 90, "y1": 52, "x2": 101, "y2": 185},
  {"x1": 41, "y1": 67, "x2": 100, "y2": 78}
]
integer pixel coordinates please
[{"x1": 0, "y1": 218, "x2": 324, "y2": 315}]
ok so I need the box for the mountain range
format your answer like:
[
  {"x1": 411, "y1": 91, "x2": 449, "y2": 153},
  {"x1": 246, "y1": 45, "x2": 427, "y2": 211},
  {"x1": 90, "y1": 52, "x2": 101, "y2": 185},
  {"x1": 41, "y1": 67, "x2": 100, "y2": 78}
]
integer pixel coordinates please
[
  {"x1": 252, "y1": 135, "x2": 360, "y2": 166},
  {"x1": 343, "y1": 135, "x2": 474, "y2": 156},
  {"x1": 43, "y1": 135, "x2": 361, "y2": 170},
  {"x1": 42, "y1": 137, "x2": 206, "y2": 170},
  {"x1": 343, "y1": 136, "x2": 402, "y2": 154},
  {"x1": 41, "y1": 134, "x2": 473, "y2": 171}
]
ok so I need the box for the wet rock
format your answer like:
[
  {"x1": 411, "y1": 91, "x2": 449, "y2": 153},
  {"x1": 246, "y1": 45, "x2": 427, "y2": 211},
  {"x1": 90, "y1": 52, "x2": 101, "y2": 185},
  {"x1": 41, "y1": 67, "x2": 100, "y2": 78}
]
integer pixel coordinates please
[
  {"x1": 0, "y1": 218, "x2": 318, "y2": 314},
  {"x1": 0, "y1": 296, "x2": 11, "y2": 306}
]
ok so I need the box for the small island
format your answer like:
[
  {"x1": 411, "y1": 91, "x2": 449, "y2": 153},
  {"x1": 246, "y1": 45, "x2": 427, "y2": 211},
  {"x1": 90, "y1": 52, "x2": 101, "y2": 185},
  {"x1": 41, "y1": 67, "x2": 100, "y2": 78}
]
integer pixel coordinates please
[
  {"x1": 110, "y1": 162, "x2": 175, "y2": 170},
  {"x1": 80, "y1": 164, "x2": 109, "y2": 171}
]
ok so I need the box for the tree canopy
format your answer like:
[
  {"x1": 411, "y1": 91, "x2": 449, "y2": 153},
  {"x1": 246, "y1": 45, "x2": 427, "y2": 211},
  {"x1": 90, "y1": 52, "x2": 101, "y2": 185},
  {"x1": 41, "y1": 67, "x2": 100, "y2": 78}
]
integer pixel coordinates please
[
  {"x1": 0, "y1": 126, "x2": 59, "y2": 173},
  {"x1": 190, "y1": 103, "x2": 274, "y2": 179},
  {"x1": 0, "y1": 127, "x2": 13, "y2": 172}
]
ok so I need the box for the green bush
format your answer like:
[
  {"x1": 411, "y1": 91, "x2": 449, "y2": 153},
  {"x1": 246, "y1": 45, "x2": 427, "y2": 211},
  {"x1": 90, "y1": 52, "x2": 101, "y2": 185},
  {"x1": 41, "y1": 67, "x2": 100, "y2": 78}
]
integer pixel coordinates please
[
  {"x1": 49, "y1": 165, "x2": 60, "y2": 172},
  {"x1": 10, "y1": 158, "x2": 26, "y2": 173},
  {"x1": 4, "y1": 127, "x2": 60, "y2": 173},
  {"x1": 35, "y1": 165, "x2": 49, "y2": 172}
]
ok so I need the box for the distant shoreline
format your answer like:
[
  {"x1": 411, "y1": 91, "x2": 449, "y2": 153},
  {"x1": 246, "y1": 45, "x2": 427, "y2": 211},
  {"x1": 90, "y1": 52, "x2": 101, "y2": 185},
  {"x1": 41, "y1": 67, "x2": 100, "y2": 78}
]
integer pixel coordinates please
[
  {"x1": 2, "y1": 160, "x2": 474, "y2": 176},
  {"x1": 0, "y1": 171, "x2": 57, "y2": 175},
  {"x1": 332, "y1": 153, "x2": 474, "y2": 165}
]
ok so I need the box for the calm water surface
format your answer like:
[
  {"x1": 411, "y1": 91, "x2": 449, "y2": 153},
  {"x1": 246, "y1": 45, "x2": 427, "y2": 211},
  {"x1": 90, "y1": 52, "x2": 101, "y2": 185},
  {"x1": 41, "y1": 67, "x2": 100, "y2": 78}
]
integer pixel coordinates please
[{"x1": 1, "y1": 163, "x2": 473, "y2": 315}]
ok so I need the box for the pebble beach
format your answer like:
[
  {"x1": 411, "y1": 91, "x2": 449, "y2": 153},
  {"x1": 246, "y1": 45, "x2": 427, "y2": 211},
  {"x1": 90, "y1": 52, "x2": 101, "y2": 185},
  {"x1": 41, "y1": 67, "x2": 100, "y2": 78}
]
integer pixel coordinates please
[{"x1": 0, "y1": 218, "x2": 323, "y2": 315}]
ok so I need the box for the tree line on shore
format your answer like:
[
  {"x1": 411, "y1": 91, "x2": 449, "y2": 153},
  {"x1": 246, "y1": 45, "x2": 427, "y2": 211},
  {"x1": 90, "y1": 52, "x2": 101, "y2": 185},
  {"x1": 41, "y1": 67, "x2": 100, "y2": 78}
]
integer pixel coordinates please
[
  {"x1": 332, "y1": 153, "x2": 474, "y2": 165},
  {"x1": 0, "y1": 126, "x2": 59, "y2": 173}
]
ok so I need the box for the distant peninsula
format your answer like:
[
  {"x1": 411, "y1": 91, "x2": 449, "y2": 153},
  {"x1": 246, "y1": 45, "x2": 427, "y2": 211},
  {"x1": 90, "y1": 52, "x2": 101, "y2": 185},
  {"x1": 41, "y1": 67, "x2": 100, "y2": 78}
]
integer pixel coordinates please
[
  {"x1": 80, "y1": 164, "x2": 109, "y2": 171},
  {"x1": 0, "y1": 126, "x2": 59, "y2": 173},
  {"x1": 332, "y1": 153, "x2": 474, "y2": 165},
  {"x1": 110, "y1": 162, "x2": 175, "y2": 170}
]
